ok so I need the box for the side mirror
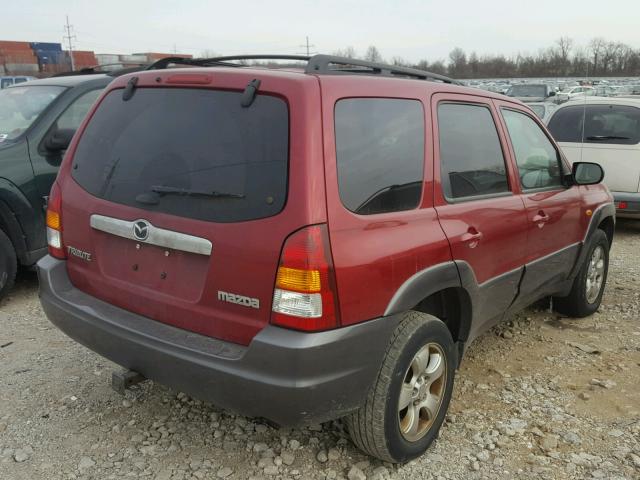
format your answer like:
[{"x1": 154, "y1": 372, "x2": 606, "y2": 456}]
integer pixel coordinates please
[
  {"x1": 44, "y1": 128, "x2": 75, "y2": 152},
  {"x1": 572, "y1": 162, "x2": 604, "y2": 185}
]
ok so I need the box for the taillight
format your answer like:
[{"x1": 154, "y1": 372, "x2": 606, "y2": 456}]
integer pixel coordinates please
[
  {"x1": 271, "y1": 224, "x2": 340, "y2": 331},
  {"x1": 617, "y1": 201, "x2": 628, "y2": 210},
  {"x1": 46, "y1": 182, "x2": 66, "y2": 259}
]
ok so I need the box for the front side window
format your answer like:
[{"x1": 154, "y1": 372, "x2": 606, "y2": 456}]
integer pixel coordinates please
[
  {"x1": 502, "y1": 109, "x2": 563, "y2": 190},
  {"x1": 438, "y1": 103, "x2": 509, "y2": 200},
  {"x1": 335, "y1": 98, "x2": 424, "y2": 215},
  {"x1": 57, "y1": 89, "x2": 103, "y2": 131},
  {"x1": 0, "y1": 85, "x2": 65, "y2": 143}
]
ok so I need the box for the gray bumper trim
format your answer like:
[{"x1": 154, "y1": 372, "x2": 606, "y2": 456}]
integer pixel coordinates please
[{"x1": 37, "y1": 256, "x2": 398, "y2": 426}]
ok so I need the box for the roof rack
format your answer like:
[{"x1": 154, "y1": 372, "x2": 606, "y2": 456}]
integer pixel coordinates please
[
  {"x1": 306, "y1": 55, "x2": 458, "y2": 84},
  {"x1": 51, "y1": 64, "x2": 148, "y2": 78},
  {"x1": 146, "y1": 54, "x2": 459, "y2": 84}
]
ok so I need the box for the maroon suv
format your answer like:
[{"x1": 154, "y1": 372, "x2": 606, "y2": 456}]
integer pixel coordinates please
[{"x1": 38, "y1": 55, "x2": 615, "y2": 462}]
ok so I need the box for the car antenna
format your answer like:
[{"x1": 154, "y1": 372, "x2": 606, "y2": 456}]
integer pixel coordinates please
[{"x1": 579, "y1": 62, "x2": 589, "y2": 163}]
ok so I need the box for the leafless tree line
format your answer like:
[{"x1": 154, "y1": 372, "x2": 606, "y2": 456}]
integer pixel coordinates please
[{"x1": 332, "y1": 38, "x2": 640, "y2": 78}]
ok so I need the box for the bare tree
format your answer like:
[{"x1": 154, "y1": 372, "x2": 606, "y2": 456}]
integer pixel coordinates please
[
  {"x1": 589, "y1": 37, "x2": 607, "y2": 74},
  {"x1": 364, "y1": 45, "x2": 383, "y2": 63},
  {"x1": 448, "y1": 47, "x2": 468, "y2": 77},
  {"x1": 331, "y1": 38, "x2": 640, "y2": 78},
  {"x1": 200, "y1": 49, "x2": 220, "y2": 58},
  {"x1": 332, "y1": 46, "x2": 358, "y2": 59},
  {"x1": 391, "y1": 56, "x2": 409, "y2": 66},
  {"x1": 556, "y1": 37, "x2": 573, "y2": 75}
]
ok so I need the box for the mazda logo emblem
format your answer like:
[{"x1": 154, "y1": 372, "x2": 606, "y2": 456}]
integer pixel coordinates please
[{"x1": 133, "y1": 220, "x2": 150, "y2": 241}]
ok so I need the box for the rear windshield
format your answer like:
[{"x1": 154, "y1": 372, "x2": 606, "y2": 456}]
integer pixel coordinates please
[
  {"x1": 548, "y1": 104, "x2": 640, "y2": 145},
  {"x1": 72, "y1": 88, "x2": 289, "y2": 223},
  {"x1": 507, "y1": 85, "x2": 547, "y2": 98}
]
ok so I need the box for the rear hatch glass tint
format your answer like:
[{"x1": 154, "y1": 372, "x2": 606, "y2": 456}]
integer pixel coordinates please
[{"x1": 71, "y1": 87, "x2": 289, "y2": 223}]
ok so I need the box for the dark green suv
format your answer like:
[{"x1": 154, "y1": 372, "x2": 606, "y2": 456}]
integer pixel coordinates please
[{"x1": 0, "y1": 74, "x2": 111, "y2": 299}]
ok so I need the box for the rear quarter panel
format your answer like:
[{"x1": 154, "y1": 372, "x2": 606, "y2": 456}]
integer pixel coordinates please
[{"x1": 319, "y1": 77, "x2": 452, "y2": 326}]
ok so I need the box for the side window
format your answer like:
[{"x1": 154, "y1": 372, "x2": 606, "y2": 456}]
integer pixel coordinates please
[
  {"x1": 548, "y1": 105, "x2": 585, "y2": 142},
  {"x1": 502, "y1": 109, "x2": 563, "y2": 190},
  {"x1": 1, "y1": 78, "x2": 13, "y2": 89},
  {"x1": 584, "y1": 104, "x2": 640, "y2": 145},
  {"x1": 335, "y1": 98, "x2": 424, "y2": 215},
  {"x1": 56, "y1": 89, "x2": 102, "y2": 131},
  {"x1": 438, "y1": 103, "x2": 509, "y2": 200}
]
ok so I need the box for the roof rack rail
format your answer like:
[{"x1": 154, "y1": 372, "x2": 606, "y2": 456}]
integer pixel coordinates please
[
  {"x1": 51, "y1": 64, "x2": 148, "y2": 78},
  {"x1": 145, "y1": 54, "x2": 459, "y2": 84},
  {"x1": 145, "y1": 56, "x2": 244, "y2": 70},
  {"x1": 305, "y1": 54, "x2": 458, "y2": 84}
]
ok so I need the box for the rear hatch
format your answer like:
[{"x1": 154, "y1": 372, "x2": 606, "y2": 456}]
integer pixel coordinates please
[{"x1": 59, "y1": 71, "x2": 324, "y2": 345}]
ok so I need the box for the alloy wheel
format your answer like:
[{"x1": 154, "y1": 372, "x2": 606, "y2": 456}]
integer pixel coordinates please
[{"x1": 398, "y1": 343, "x2": 447, "y2": 442}]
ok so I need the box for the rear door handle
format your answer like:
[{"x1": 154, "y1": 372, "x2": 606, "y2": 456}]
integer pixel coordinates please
[{"x1": 461, "y1": 228, "x2": 483, "y2": 248}]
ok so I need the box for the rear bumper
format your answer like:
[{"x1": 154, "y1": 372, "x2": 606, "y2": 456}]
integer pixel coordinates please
[
  {"x1": 613, "y1": 191, "x2": 640, "y2": 218},
  {"x1": 37, "y1": 256, "x2": 398, "y2": 426}
]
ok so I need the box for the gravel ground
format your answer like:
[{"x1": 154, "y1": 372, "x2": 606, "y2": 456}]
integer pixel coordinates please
[{"x1": 1, "y1": 220, "x2": 639, "y2": 480}]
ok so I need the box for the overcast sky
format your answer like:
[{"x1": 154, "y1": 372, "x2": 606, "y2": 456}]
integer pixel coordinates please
[{"x1": 3, "y1": 0, "x2": 640, "y2": 62}]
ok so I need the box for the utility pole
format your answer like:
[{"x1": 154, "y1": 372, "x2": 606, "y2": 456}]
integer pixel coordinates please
[
  {"x1": 298, "y1": 36, "x2": 316, "y2": 56},
  {"x1": 63, "y1": 15, "x2": 76, "y2": 70}
]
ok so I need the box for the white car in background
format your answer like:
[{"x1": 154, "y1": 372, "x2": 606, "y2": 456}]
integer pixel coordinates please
[
  {"x1": 547, "y1": 97, "x2": 640, "y2": 218},
  {"x1": 555, "y1": 86, "x2": 596, "y2": 103}
]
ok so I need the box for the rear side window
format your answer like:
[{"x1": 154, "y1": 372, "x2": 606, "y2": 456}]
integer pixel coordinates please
[
  {"x1": 502, "y1": 109, "x2": 563, "y2": 190},
  {"x1": 548, "y1": 104, "x2": 640, "y2": 145},
  {"x1": 547, "y1": 105, "x2": 584, "y2": 142},
  {"x1": 438, "y1": 103, "x2": 509, "y2": 200},
  {"x1": 72, "y1": 88, "x2": 289, "y2": 223},
  {"x1": 335, "y1": 98, "x2": 424, "y2": 215}
]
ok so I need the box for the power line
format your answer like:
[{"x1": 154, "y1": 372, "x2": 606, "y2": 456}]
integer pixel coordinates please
[
  {"x1": 63, "y1": 15, "x2": 76, "y2": 70},
  {"x1": 298, "y1": 36, "x2": 316, "y2": 56}
]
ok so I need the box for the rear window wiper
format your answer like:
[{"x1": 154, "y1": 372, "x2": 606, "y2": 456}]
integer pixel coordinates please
[
  {"x1": 151, "y1": 185, "x2": 245, "y2": 198},
  {"x1": 586, "y1": 135, "x2": 630, "y2": 141},
  {"x1": 135, "y1": 185, "x2": 244, "y2": 205}
]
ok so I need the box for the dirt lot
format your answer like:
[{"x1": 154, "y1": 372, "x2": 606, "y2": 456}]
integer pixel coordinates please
[{"x1": 1, "y1": 220, "x2": 639, "y2": 480}]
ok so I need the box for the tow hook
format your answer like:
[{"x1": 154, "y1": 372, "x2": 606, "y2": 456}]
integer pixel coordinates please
[{"x1": 111, "y1": 369, "x2": 146, "y2": 395}]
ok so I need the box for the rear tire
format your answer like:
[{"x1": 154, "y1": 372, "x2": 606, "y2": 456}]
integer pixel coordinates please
[
  {"x1": 554, "y1": 229, "x2": 609, "y2": 318},
  {"x1": 0, "y1": 229, "x2": 17, "y2": 301},
  {"x1": 346, "y1": 311, "x2": 456, "y2": 463}
]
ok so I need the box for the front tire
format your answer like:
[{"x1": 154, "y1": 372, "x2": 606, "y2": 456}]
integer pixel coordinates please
[
  {"x1": 554, "y1": 229, "x2": 609, "y2": 318},
  {"x1": 0, "y1": 229, "x2": 17, "y2": 301},
  {"x1": 346, "y1": 311, "x2": 456, "y2": 463}
]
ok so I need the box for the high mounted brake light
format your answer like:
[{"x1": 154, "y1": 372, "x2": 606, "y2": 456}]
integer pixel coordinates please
[
  {"x1": 271, "y1": 224, "x2": 340, "y2": 332},
  {"x1": 46, "y1": 182, "x2": 66, "y2": 259}
]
